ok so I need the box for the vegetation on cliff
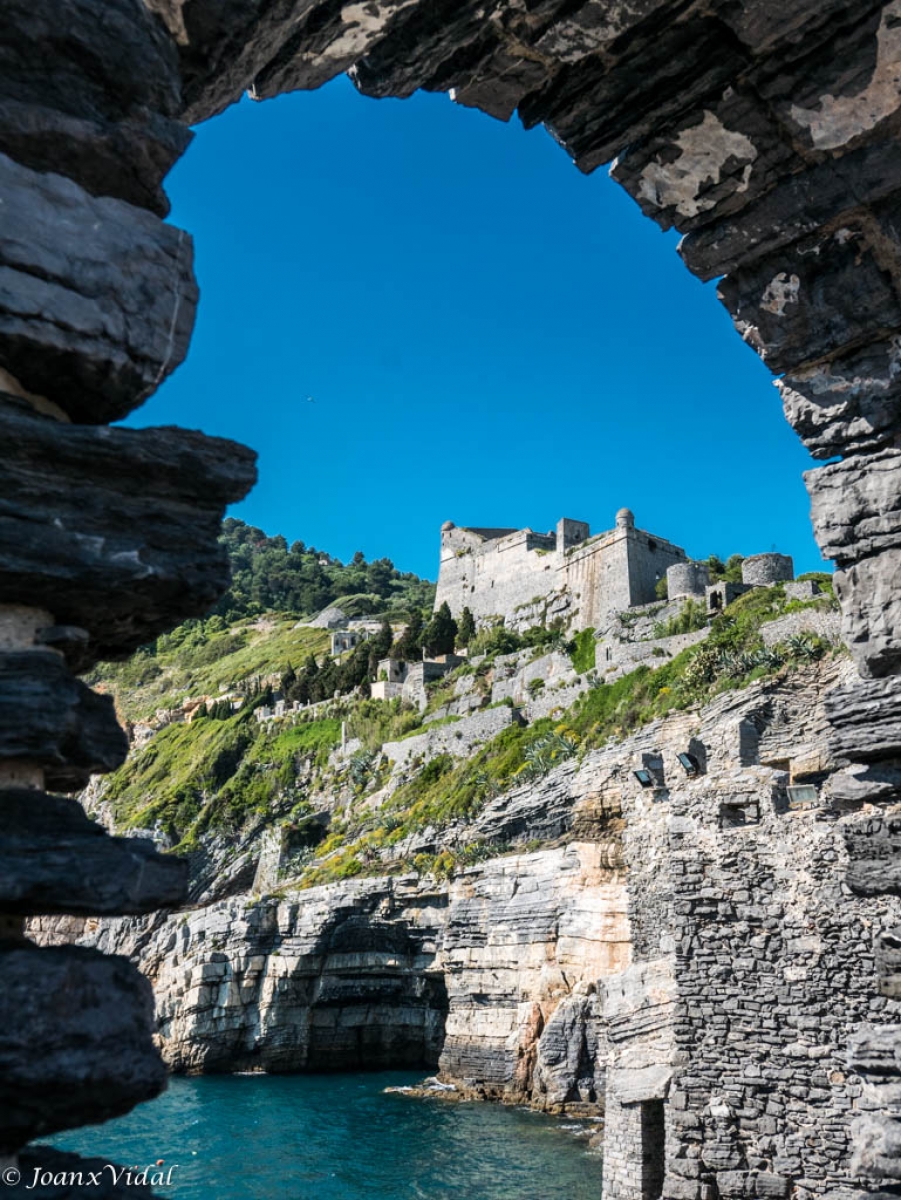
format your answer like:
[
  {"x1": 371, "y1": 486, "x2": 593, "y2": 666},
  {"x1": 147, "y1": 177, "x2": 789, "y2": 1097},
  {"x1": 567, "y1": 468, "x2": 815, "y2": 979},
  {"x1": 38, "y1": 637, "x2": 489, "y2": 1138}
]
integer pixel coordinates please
[
  {"x1": 88, "y1": 519, "x2": 436, "y2": 722},
  {"x1": 93, "y1": 572, "x2": 841, "y2": 882},
  {"x1": 213, "y1": 518, "x2": 435, "y2": 621}
]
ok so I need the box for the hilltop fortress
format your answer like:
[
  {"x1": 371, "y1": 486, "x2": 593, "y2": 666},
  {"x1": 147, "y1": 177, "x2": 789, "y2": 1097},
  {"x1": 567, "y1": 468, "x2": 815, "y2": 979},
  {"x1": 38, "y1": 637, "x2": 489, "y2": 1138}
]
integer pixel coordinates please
[{"x1": 435, "y1": 508, "x2": 798, "y2": 632}]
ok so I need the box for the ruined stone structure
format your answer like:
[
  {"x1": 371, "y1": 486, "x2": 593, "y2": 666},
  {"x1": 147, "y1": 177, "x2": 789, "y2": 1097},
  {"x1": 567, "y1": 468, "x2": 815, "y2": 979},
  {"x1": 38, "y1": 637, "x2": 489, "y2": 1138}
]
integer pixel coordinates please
[
  {"x1": 436, "y1": 509, "x2": 688, "y2": 631},
  {"x1": 6, "y1": 0, "x2": 901, "y2": 1196}
]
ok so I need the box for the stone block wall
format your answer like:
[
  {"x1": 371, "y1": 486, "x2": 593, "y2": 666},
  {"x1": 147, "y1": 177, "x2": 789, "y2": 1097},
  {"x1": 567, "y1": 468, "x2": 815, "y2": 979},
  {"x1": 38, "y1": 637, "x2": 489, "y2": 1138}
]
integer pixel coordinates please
[
  {"x1": 434, "y1": 525, "x2": 558, "y2": 629},
  {"x1": 436, "y1": 516, "x2": 689, "y2": 634},
  {"x1": 760, "y1": 606, "x2": 842, "y2": 648},
  {"x1": 381, "y1": 706, "x2": 516, "y2": 773},
  {"x1": 601, "y1": 680, "x2": 901, "y2": 1199}
]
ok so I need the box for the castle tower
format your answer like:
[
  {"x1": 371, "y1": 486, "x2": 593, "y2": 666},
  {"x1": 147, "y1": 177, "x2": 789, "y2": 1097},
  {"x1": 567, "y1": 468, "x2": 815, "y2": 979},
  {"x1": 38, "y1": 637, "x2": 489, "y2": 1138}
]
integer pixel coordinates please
[{"x1": 556, "y1": 517, "x2": 590, "y2": 554}]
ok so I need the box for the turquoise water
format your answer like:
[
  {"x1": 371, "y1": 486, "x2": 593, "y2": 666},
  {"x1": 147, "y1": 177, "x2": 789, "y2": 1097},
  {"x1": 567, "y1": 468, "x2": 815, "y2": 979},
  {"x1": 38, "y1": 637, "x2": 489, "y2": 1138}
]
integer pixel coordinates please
[{"x1": 46, "y1": 1074, "x2": 602, "y2": 1199}]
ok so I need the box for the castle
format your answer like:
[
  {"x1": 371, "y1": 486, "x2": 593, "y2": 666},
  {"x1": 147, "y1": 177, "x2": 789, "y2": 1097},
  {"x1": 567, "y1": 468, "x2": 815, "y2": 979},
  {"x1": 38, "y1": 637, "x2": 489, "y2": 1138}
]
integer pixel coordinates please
[
  {"x1": 435, "y1": 508, "x2": 798, "y2": 632},
  {"x1": 435, "y1": 508, "x2": 689, "y2": 632}
]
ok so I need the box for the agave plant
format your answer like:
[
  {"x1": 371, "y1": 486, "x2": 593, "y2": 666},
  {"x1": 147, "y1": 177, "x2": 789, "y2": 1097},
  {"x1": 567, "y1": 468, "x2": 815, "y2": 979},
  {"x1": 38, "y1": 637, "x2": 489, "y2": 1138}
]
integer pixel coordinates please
[
  {"x1": 349, "y1": 749, "x2": 377, "y2": 789},
  {"x1": 521, "y1": 728, "x2": 579, "y2": 779}
]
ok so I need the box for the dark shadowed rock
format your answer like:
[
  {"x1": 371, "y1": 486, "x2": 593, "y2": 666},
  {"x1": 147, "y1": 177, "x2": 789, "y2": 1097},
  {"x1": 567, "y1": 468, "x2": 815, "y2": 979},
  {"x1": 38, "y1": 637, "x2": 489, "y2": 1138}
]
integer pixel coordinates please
[
  {"x1": 0, "y1": 154, "x2": 197, "y2": 424},
  {"x1": 0, "y1": 789, "x2": 187, "y2": 915},
  {"x1": 0, "y1": 943, "x2": 166, "y2": 1153},
  {"x1": 0, "y1": 401, "x2": 257, "y2": 663},
  {"x1": 780, "y1": 339, "x2": 901, "y2": 460},
  {"x1": 0, "y1": 653, "x2": 128, "y2": 791},
  {"x1": 680, "y1": 142, "x2": 901, "y2": 281},
  {"x1": 610, "y1": 86, "x2": 795, "y2": 239},
  {"x1": 0, "y1": 0, "x2": 190, "y2": 214},
  {"x1": 717, "y1": 222, "x2": 901, "y2": 374}
]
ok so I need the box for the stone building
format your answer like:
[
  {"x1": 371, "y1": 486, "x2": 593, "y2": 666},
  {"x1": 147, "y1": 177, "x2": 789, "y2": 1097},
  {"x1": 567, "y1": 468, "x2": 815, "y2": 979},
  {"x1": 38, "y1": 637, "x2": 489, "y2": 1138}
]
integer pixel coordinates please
[
  {"x1": 370, "y1": 654, "x2": 465, "y2": 708},
  {"x1": 435, "y1": 509, "x2": 687, "y2": 632},
  {"x1": 330, "y1": 628, "x2": 363, "y2": 656}
]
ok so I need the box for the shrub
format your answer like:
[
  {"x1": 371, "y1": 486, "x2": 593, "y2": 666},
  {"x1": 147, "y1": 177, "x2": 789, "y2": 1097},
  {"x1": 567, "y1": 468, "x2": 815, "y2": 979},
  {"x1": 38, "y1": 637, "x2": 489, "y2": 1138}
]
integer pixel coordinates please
[
  {"x1": 469, "y1": 624, "x2": 523, "y2": 657},
  {"x1": 567, "y1": 627, "x2": 597, "y2": 674},
  {"x1": 653, "y1": 598, "x2": 707, "y2": 638}
]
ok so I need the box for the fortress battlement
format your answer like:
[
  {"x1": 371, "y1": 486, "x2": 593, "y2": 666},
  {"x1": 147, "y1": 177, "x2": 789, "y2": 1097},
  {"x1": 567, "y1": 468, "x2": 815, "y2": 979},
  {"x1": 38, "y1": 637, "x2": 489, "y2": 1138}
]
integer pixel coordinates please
[{"x1": 435, "y1": 508, "x2": 689, "y2": 632}]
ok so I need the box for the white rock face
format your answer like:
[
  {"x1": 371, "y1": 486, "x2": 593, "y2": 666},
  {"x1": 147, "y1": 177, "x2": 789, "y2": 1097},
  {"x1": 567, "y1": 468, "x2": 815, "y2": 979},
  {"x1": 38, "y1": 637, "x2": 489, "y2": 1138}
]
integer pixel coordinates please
[{"x1": 63, "y1": 843, "x2": 626, "y2": 1113}]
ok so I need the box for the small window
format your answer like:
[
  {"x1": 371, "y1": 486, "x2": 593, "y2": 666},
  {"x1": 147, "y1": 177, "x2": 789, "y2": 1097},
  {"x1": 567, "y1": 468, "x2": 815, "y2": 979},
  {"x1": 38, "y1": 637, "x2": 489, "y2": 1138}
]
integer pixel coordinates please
[
  {"x1": 720, "y1": 800, "x2": 759, "y2": 829},
  {"x1": 676, "y1": 752, "x2": 701, "y2": 776},
  {"x1": 787, "y1": 784, "x2": 818, "y2": 808},
  {"x1": 647, "y1": 539, "x2": 658, "y2": 552},
  {"x1": 634, "y1": 769, "x2": 655, "y2": 788}
]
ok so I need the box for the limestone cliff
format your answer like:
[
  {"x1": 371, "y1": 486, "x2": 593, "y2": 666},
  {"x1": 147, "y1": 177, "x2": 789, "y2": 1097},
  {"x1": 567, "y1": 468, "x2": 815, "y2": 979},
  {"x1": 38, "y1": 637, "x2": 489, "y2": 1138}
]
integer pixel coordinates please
[{"x1": 40, "y1": 644, "x2": 900, "y2": 1200}]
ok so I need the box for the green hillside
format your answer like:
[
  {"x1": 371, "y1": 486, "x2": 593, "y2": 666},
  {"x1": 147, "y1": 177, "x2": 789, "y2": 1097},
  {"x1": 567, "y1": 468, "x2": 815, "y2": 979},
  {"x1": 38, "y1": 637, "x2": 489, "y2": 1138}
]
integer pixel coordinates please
[
  {"x1": 92, "y1": 571, "x2": 842, "y2": 885},
  {"x1": 88, "y1": 518, "x2": 436, "y2": 722}
]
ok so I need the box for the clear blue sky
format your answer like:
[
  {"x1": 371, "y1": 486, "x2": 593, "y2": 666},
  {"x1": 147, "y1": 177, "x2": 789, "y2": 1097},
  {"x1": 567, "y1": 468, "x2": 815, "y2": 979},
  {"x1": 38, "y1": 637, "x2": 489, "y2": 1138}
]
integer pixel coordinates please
[{"x1": 129, "y1": 75, "x2": 826, "y2": 582}]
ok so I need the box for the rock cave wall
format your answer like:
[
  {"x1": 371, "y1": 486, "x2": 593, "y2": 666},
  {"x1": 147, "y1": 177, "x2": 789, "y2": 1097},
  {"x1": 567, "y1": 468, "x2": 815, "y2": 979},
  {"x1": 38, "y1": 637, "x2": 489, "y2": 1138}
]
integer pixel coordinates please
[{"x1": 4, "y1": 1, "x2": 901, "y2": 1197}]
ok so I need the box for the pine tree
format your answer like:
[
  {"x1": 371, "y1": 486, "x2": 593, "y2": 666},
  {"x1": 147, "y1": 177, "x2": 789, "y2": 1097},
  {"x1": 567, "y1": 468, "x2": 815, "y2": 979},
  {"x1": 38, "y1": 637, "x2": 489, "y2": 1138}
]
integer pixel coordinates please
[
  {"x1": 423, "y1": 602, "x2": 458, "y2": 657},
  {"x1": 456, "y1": 606, "x2": 476, "y2": 649}
]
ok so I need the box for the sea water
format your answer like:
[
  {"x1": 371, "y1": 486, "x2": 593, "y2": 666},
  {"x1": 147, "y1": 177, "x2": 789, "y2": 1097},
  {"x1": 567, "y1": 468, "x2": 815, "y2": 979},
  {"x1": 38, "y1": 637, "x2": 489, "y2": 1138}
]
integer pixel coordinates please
[{"x1": 45, "y1": 1074, "x2": 602, "y2": 1199}]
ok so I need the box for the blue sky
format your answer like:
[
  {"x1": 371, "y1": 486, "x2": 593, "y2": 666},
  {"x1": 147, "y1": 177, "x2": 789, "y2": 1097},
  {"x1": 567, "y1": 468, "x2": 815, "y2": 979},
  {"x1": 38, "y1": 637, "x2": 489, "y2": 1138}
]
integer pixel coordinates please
[{"x1": 130, "y1": 75, "x2": 826, "y2": 582}]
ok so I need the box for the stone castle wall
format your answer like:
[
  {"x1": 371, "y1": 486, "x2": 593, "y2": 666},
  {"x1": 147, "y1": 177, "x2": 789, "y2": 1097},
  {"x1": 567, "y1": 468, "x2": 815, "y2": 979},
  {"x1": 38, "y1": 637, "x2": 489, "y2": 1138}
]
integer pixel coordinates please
[
  {"x1": 435, "y1": 513, "x2": 688, "y2": 633},
  {"x1": 434, "y1": 525, "x2": 558, "y2": 628}
]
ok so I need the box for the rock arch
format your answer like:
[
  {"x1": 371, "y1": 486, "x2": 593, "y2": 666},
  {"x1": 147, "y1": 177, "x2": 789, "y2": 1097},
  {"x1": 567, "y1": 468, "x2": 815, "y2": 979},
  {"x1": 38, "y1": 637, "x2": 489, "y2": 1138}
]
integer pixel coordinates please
[{"x1": 2, "y1": 0, "x2": 901, "y2": 1194}]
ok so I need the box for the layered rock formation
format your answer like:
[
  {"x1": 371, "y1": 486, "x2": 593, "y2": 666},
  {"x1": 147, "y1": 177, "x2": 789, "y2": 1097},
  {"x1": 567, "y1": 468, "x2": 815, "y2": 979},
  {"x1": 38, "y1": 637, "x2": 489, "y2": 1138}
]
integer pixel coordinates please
[
  {"x1": 0, "y1": 2, "x2": 256, "y2": 1187},
  {"x1": 5, "y1": 0, "x2": 901, "y2": 1196},
  {"x1": 45, "y1": 655, "x2": 901, "y2": 1199}
]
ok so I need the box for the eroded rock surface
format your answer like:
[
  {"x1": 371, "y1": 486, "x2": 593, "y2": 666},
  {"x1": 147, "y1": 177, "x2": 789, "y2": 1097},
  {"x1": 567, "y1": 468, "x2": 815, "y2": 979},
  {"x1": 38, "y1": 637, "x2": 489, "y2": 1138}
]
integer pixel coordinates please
[
  {"x1": 0, "y1": 401, "x2": 257, "y2": 662},
  {"x1": 5, "y1": 0, "x2": 901, "y2": 1195},
  {"x1": 0, "y1": 943, "x2": 166, "y2": 1152}
]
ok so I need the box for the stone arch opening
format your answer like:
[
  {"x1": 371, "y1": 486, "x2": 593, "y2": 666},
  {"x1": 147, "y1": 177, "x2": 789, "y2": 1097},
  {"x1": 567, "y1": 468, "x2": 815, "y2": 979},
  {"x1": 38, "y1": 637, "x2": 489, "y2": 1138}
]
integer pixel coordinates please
[{"x1": 4, "y1": 1, "x2": 901, "y2": 1196}]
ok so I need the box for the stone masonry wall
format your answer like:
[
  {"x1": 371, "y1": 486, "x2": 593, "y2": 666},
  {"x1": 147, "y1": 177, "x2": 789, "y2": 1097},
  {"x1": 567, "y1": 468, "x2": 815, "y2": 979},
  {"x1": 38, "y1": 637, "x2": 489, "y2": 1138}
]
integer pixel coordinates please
[
  {"x1": 436, "y1": 518, "x2": 688, "y2": 633},
  {"x1": 435, "y1": 525, "x2": 558, "y2": 629},
  {"x1": 602, "y1": 671, "x2": 901, "y2": 1199},
  {"x1": 381, "y1": 706, "x2": 516, "y2": 774}
]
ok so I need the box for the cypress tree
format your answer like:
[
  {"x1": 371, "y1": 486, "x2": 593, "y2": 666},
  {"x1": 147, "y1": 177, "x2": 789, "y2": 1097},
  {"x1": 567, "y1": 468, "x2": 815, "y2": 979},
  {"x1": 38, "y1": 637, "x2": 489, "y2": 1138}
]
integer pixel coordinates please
[
  {"x1": 394, "y1": 610, "x2": 424, "y2": 662},
  {"x1": 423, "y1": 602, "x2": 458, "y2": 657},
  {"x1": 456, "y1": 606, "x2": 476, "y2": 648},
  {"x1": 367, "y1": 619, "x2": 394, "y2": 677}
]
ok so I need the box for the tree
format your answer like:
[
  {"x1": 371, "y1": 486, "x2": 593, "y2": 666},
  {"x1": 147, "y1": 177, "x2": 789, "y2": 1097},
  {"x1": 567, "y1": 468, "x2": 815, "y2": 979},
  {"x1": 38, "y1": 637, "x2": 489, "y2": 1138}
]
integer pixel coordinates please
[
  {"x1": 393, "y1": 610, "x2": 424, "y2": 662},
  {"x1": 367, "y1": 620, "x2": 394, "y2": 676},
  {"x1": 310, "y1": 657, "x2": 339, "y2": 703},
  {"x1": 338, "y1": 641, "x2": 371, "y2": 693},
  {"x1": 706, "y1": 554, "x2": 726, "y2": 581},
  {"x1": 287, "y1": 654, "x2": 319, "y2": 705},
  {"x1": 456, "y1": 606, "x2": 476, "y2": 648},
  {"x1": 724, "y1": 554, "x2": 745, "y2": 583},
  {"x1": 423, "y1": 602, "x2": 458, "y2": 657}
]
